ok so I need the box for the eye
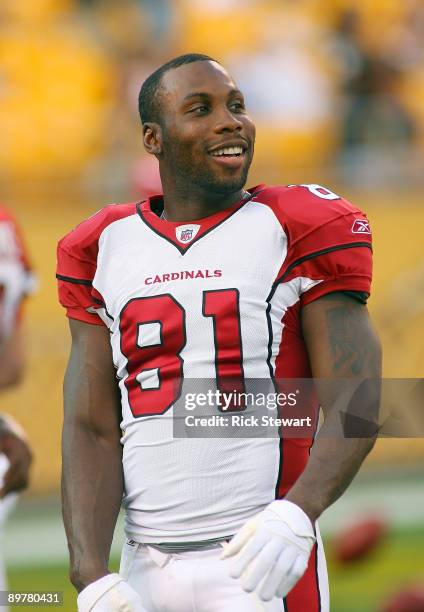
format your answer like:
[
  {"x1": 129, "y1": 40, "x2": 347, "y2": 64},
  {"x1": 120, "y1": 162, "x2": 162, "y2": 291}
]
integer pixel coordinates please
[
  {"x1": 230, "y1": 100, "x2": 246, "y2": 113},
  {"x1": 189, "y1": 105, "x2": 209, "y2": 115}
]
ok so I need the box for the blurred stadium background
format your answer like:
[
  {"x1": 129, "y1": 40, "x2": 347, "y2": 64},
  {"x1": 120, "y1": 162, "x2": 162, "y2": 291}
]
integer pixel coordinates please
[{"x1": 0, "y1": 0, "x2": 423, "y2": 610}]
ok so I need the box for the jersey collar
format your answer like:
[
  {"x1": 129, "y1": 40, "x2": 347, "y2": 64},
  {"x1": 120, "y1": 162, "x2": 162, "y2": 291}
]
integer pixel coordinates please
[{"x1": 136, "y1": 185, "x2": 265, "y2": 255}]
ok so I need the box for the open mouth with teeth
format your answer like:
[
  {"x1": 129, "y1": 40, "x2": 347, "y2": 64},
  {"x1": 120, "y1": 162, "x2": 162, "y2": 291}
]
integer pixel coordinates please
[
  {"x1": 207, "y1": 146, "x2": 248, "y2": 170},
  {"x1": 209, "y1": 146, "x2": 245, "y2": 158}
]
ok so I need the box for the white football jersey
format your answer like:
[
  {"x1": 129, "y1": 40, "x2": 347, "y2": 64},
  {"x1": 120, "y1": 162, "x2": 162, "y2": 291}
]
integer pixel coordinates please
[{"x1": 57, "y1": 184, "x2": 372, "y2": 545}]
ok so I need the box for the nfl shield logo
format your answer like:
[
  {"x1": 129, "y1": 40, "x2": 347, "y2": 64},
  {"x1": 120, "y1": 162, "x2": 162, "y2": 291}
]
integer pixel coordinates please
[
  {"x1": 351, "y1": 219, "x2": 371, "y2": 234},
  {"x1": 176, "y1": 224, "x2": 201, "y2": 244}
]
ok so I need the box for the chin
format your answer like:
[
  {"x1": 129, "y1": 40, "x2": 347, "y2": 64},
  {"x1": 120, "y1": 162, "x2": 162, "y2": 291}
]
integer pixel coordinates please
[
  {"x1": 213, "y1": 181, "x2": 245, "y2": 195},
  {"x1": 207, "y1": 172, "x2": 248, "y2": 195}
]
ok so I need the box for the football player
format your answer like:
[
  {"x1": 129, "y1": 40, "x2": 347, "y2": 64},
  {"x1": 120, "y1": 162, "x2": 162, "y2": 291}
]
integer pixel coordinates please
[
  {"x1": 0, "y1": 206, "x2": 34, "y2": 594},
  {"x1": 57, "y1": 54, "x2": 381, "y2": 612}
]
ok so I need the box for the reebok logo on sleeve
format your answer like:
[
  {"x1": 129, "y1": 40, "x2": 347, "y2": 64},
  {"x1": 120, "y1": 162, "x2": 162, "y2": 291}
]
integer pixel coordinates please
[{"x1": 351, "y1": 219, "x2": 371, "y2": 234}]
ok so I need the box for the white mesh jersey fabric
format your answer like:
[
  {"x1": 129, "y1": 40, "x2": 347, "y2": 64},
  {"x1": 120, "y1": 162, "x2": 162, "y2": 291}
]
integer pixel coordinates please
[{"x1": 91, "y1": 200, "x2": 319, "y2": 542}]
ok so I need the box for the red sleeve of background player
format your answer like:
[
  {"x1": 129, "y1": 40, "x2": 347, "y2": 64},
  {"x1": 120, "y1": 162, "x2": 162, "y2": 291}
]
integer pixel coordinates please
[
  {"x1": 56, "y1": 203, "x2": 135, "y2": 325},
  {"x1": 271, "y1": 184, "x2": 373, "y2": 306}
]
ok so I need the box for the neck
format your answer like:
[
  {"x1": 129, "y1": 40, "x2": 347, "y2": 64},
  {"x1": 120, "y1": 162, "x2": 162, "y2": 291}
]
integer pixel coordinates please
[{"x1": 160, "y1": 178, "x2": 247, "y2": 222}]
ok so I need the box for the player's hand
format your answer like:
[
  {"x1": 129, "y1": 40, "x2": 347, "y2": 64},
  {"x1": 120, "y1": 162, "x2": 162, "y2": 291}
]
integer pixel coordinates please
[
  {"x1": 221, "y1": 500, "x2": 316, "y2": 601},
  {"x1": 0, "y1": 415, "x2": 32, "y2": 497},
  {"x1": 77, "y1": 573, "x2": 145, "y2": 611}
]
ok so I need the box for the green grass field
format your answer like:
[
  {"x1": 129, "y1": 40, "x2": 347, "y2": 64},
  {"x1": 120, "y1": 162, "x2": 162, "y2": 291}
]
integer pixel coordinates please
[
  {"x1": 5, "y1": 525, "x2": 424, "y2": 612},
  {"x1": 326, "y1": 525, "x2": 424, "y2": 611}
]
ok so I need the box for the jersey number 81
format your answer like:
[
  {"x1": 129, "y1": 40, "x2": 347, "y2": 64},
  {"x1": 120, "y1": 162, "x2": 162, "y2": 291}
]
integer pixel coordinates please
[{"x1": 120, "y1": 289, "x2": 244, "y2": 417}]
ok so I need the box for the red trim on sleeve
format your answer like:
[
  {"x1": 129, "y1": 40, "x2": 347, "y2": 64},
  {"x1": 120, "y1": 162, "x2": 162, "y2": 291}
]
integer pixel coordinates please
[
  {"x1": 65, "y1": 308, "x2": 105, "y2": 326},
  {"x1": 57, "y1": 277, "x2": 104, "y2": 326},
  {"x1": 301, "y1": 276, "x2": 371, "y2": 306},
  {"x1": 281, "y1": 244, "x2": 373, "y2": 306}
]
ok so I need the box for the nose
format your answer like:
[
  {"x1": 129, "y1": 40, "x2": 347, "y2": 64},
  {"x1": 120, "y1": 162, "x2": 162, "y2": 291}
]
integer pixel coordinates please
[{"x1": 213, "y1": 106, "x2": 243, "y2": 133}]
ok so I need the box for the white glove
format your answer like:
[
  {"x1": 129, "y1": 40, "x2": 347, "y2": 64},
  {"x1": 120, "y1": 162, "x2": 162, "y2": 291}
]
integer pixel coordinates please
[
  {"x1": 77, "y1": 573, "x2": 145, "y2": 611},
  {"x1": 221, "y1": 500, "x2": 316, "y2": 601}
]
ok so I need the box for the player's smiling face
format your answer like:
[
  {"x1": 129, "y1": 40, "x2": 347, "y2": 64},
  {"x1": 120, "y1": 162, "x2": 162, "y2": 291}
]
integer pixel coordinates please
[{"x1": 158, "y1": 61, "x2": 256, "y2": 195}]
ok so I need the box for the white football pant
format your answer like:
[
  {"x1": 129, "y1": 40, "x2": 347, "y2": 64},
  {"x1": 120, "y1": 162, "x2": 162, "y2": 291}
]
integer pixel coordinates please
[{"x1": 120, "y1": 538, "x2": 329, "y2": 612}]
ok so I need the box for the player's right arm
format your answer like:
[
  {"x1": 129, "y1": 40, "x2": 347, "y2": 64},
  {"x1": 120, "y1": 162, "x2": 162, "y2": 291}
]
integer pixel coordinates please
[
  {"x1": 58, "y1": 206, "x2": 145, "y2": 610},
  {"x1": 62, "y1": 318, "x2": 123, "y2": 592}
]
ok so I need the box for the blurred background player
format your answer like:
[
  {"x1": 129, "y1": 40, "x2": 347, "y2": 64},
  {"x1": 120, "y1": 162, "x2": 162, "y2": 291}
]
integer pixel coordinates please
[{"x1": 0, "y1": 206, "x2": 34, "y2": 594}]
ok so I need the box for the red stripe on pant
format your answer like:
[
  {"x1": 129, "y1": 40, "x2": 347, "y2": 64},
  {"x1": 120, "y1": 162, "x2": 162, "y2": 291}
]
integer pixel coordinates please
[{"x1": 283, "y1": 542, "x2": 321, "y2": 612}]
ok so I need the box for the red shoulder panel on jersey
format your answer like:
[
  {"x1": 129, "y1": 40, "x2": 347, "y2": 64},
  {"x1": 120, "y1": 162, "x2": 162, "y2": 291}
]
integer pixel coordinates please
[
  {"x1": 57, "y1": 203, "x2": 137, "y2": 325},
  {"x1": 254, "y1": 185, "x2": 373, "y2": 304}
]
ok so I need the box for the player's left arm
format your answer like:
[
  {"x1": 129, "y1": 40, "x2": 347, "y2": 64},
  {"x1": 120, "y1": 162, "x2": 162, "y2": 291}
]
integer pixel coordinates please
[
  {"x1": 223, "y1": 292, "x2": 381, "y2": 601},
  {"x1": 223, "y1": 187, "x2": 380, "y2": 599},
  {"x1": 285, "y1": 290, "x2": 382, "y2": 520}
]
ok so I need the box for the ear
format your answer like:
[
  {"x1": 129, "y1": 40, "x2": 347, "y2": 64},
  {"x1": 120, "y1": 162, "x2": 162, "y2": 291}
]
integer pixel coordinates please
[{"x1": 143, "y1": 123, "x2": 163, "y2": 156}]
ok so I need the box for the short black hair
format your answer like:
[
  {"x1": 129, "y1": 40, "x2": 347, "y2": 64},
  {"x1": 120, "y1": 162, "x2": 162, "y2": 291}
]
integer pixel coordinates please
[{"x1": 138, "y1": 53, "x2": 217, "y2": 125}]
